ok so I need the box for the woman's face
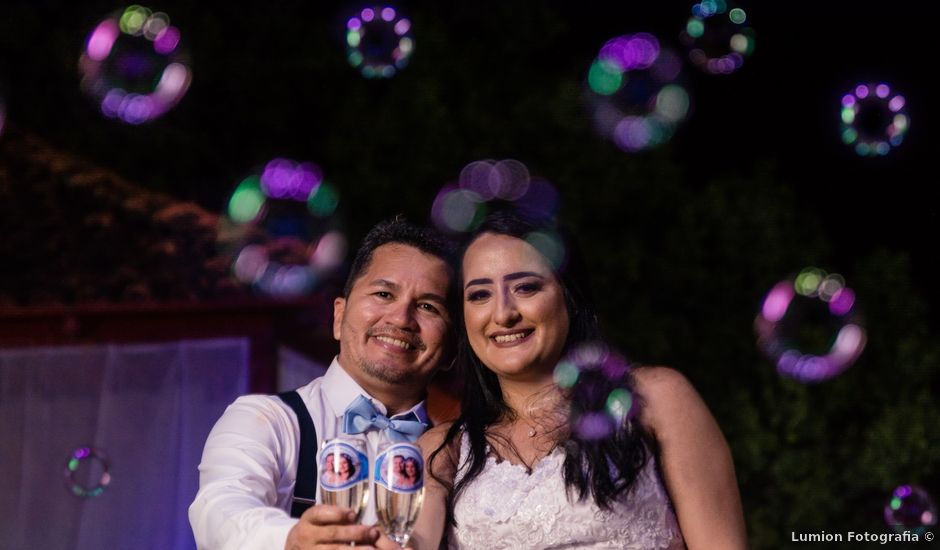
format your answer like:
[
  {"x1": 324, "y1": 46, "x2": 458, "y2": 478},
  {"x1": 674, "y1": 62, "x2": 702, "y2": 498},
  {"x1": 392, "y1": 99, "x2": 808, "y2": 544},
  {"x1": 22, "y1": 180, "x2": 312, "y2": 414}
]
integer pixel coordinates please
[
  {"x1": 462, "y1": 233, "x2": 570, "y2": 382},
  {"x1": 339, "y1": 456, "x2": 351, "y2": 474},
  {"x1": 405, "y1": 459, "x2": 417, "y2": 478}
]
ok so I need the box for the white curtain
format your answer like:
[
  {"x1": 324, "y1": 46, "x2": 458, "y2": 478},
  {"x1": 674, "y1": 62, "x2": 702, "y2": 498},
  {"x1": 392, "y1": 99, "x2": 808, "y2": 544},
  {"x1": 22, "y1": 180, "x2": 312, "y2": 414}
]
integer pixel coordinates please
[{"x1": 0, "y1": 338, "x2": 250, "y2": 550}]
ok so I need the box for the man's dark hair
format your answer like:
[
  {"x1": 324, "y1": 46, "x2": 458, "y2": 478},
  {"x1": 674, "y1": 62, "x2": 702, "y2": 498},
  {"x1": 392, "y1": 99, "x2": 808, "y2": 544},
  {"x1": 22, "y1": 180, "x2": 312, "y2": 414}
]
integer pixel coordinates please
[{"x1": 342, "y1": 215, "x2": 456, "y2": 298}]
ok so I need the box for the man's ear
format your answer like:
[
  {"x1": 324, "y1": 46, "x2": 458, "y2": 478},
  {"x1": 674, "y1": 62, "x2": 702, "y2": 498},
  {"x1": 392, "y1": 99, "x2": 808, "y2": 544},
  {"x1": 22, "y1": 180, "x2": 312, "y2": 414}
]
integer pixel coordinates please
[{"x1": 333, "y1": 297, "x2": 346, "y2": 341}]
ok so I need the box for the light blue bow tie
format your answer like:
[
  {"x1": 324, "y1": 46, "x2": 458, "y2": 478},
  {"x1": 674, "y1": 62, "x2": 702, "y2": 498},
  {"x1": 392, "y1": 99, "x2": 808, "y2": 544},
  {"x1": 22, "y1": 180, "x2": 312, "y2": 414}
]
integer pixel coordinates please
[{"x1": 342, "y1": 395, "x2": 427, "y2": 442}]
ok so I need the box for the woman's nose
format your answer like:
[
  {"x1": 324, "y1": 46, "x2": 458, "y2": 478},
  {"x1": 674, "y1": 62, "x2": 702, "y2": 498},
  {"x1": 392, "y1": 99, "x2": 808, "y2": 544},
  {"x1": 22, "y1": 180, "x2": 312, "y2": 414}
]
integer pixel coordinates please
[{"x1": 494, "y1": 292, "x2": 521, "y2": 326}]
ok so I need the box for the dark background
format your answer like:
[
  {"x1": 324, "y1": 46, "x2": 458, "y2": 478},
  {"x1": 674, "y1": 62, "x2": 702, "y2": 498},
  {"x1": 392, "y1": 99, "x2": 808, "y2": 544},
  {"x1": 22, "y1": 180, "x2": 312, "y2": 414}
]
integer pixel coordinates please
[{"x1": 2, "y1": 1, "x2": 937, "y2": 548}]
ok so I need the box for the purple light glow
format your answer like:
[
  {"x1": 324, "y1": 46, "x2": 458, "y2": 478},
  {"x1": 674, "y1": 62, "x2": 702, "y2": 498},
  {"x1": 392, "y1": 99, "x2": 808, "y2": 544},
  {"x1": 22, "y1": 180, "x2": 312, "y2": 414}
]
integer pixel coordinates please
[
  {"x1": 153, "y1": 26, "x2": 181, "y2": 55},
  {"x1": 101, "y1": 89, "x2": 125, "y2": 117},
  {"x1": 87, "y1": 19, "x2": 120, "y2": 61},
  {"x1": 394, "y1": 19, "x2": 411, "y2": 35},
  {"x1": 761, "y1": 281, "x2": 794, "y2": 323},
  {"x1": 842, "y1": 94, "x2": 856, "y2": 107},
  {"x1": 574, "y1": 411, "x2": 615, "y2": 441},
  {"x1": 876, "y1": 84, "x2": 890, "y2": 98},
  {"x1": 614, "y1": 117, "x2": 652, "y2": 151},
  {"x1": 261, "y1": 159, "x2": 323, "y2": 201},
  {"x1": 120, "y1": 94, "x2": 155, "y2": 124},
  {"x1": 627, "y1": 33, "x2": 660, "y2": 69},
  {"x1": 889, "y1": 95, "x2": 906, "y2": 112},
  {"x1": 381, "y1": 7, "x2": 396, "y2": 21},
  {"x1": 489, "y1": 159, "x2": 531, "y2": 201},
  {"x1": 458, "y1": 160, "x2": 498, "y2": 201},
  {"x1": 361, "y1": 8, "x2": 375, "y2": 22},
  {"x1": 855, "y1": 84, "x2": 870, "y2": 98},
  {"x1": 828, "y1": 287, "x2": 856, "y2": 316}
]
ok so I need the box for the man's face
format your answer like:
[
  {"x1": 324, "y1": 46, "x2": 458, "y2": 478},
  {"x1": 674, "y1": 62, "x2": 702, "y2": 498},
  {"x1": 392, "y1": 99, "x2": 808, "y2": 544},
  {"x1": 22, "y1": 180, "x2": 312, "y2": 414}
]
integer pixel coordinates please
[{"x1": 334, "y1": 243, "x2": 453, "y2": 396}]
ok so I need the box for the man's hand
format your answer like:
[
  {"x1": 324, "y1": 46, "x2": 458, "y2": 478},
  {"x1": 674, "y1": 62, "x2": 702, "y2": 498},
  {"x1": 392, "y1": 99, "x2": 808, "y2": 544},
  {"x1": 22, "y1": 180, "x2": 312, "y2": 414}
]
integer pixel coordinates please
[{"x1": 284, "y1": 505, "x2": 380, "y2": 549}]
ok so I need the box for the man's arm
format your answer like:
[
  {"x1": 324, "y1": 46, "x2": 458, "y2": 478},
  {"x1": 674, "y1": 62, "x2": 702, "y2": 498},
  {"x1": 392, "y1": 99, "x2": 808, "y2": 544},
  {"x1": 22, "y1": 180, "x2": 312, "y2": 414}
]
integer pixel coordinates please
[{"x1": 189, "y1": 396, "x2": 380, "y2": 550}]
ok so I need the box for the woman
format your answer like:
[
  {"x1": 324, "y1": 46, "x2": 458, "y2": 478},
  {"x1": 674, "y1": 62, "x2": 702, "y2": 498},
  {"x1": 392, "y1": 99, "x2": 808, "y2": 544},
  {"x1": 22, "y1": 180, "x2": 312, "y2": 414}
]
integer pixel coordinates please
[
  {"x1": 400, "y1": 457, "x2": 422, "y2": 489},
  {"x1": 409, "y1": 211, "x2": 746, "y2": 549}
]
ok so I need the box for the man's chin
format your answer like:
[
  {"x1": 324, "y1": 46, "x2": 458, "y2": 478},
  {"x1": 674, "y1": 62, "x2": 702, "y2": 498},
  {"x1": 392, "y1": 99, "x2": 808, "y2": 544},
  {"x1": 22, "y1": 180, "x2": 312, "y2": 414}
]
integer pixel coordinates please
[{"x1": 360, "y1": 359, "x2": 418, "y2": 385}]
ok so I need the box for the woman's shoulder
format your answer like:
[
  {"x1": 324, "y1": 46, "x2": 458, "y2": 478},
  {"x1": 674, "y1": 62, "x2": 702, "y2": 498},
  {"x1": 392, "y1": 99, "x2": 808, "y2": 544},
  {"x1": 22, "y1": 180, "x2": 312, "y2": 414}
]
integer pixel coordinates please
[
  {"x1": 418, "y1": 420, "x2": 458, "y2": 453},
  {"x1": 631, "y1": 366, "x2": 705, "y2": 436},
  {"x1": 632, "y1": 365, "x2": 694, "y2": 395}
]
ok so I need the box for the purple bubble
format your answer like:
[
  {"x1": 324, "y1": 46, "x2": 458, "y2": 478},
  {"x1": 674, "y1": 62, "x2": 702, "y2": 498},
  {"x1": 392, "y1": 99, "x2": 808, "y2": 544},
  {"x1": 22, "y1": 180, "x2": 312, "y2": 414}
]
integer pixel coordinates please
[
  {"x1": 627, "y1": 33, "x2": 660, "y2": 69},
  {"x1": 888, "y1": 95, "x2": 905, "y2": 112},
  {"x1": 87, "y1": 19, "x2": 119, "y2": 61},
  {"x1": 614, "y1": 116, "x2": 652, "y2": 151},
  {"x1": 153, "y1": 26, "x2": 181, "y2": 55},
  {"x1": 458, "y1": 160, "x2": 498, "y2": 200},
  {"x1": 761, "y1": 281, "x2": 794, "y2": 323},
  {"x1": 489, "y1": 159, "x2": 531, "y2": 201},
  {"x1": 574, "y1": 411, "x2": 615, "y2": 441},
  {"x1": 394, "y1": 19, "x2": 411, "y2": 35},
  {"x1": 828, "y1": 287, "x2": 856, "y2": 316}
]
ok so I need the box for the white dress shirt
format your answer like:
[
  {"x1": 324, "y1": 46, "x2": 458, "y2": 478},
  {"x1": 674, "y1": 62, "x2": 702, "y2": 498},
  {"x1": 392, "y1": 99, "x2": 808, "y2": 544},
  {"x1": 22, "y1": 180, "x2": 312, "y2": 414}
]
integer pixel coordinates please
[{"x1": 188, "y1": 357, "x2": 429, "y2": 550}]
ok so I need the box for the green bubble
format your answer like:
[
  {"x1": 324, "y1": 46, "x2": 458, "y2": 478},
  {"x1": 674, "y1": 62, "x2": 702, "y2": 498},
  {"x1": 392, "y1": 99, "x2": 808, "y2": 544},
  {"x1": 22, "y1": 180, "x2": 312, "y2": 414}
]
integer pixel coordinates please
[
  {"x1": 795, "y1": 268, "x2": 824, "y2": 296},
  {"x1": 841, "y1": 107, "x2": 856, "y2": 124},
  {"x1": 686, "y1": 19, "x2": 705, "y2": 38},
  {"x1": 525, "y1": 231, "x2": 565, "y2": 270},
  {"x1": 606, "y1": 388, "x2": 633, "y2": 421},
  {"x1": 349, "y1": 52, "x2": 364, "y2": 67},
  {"x1": 228, "y1": 176, "x2": 265, "y2": 223},
  {"x1": 729, "y1": 8, "x2": 747, "y2": 24},
  {"x1": 120, "y1": 5, "x2": 150, "y2": 35},
  {"x1": 554, "y1": 361, "x2": 579, "y2": 389},
  {"x1": 841, "y1": 127, "x2": 858, "y2": 144},
  {"x1": 307, "y1": 183, "x2": 340, "y2": 217},
  {"x1": 346, "y1": 30, "x2": 361, "y2": 47},
  {"x1": 656, "y1": 85, "x2": 690, "y2": 122},
  {"x1": 588, "y1": 59, "x2": 624, "y2": 96}
]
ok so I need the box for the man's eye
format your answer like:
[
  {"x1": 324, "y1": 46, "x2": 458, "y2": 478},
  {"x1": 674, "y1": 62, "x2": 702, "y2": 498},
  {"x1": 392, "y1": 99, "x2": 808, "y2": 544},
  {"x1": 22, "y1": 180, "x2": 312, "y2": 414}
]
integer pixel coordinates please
[
  {"x1": 374, "y1": 291, "x2": 392, "y2": 299},
  {"x1": 419, "y1": 303, "x2": 440, "y2": 314}
]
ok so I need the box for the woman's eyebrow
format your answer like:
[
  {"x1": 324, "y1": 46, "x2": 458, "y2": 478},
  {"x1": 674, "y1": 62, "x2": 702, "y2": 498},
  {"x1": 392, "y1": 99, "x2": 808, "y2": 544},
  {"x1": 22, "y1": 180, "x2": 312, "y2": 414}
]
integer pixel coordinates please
[{"x1": 465, "y1": 271, "x2": 544, "y2": 289}]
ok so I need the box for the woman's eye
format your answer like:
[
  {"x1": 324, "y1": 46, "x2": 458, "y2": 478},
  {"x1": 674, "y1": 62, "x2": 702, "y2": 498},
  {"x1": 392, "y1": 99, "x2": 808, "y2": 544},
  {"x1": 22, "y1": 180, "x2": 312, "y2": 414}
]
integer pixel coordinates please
[
  {"x1": 466, "y1": 289, "x2": 490, "y2": 302},
  {"x1": 515, "y1": 282, "x2": 541, "y2": 294}
]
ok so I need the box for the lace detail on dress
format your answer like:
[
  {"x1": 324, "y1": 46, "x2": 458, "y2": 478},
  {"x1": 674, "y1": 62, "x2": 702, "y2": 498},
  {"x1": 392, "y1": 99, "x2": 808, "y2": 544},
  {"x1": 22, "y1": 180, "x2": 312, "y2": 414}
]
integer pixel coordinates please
[{"x1": 449, "y1": 432, "x2": 685, "y2": 549}]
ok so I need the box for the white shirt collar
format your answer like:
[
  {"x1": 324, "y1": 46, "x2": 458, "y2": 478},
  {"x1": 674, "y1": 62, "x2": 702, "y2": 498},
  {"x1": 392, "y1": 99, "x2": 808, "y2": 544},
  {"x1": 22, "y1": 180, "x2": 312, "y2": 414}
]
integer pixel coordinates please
[{"x1": 323, "y1": 356, "x2": 429, "y2": 424}]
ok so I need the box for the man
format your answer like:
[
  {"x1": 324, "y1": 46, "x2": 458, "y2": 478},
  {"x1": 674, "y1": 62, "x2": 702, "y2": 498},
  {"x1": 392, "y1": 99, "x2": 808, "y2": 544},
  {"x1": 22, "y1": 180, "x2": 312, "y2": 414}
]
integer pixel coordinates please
[{"x1": 189, "y1": 218, "x2": 455, "y2": 549}]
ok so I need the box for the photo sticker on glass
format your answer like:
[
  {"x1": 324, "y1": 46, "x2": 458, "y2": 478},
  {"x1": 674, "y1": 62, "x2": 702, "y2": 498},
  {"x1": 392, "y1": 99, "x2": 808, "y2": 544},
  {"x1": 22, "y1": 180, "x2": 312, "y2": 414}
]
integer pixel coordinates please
[
  {"x1": 376, "y1": 443, "x2": 424, "y2": 492},
  {"x1": 319, "y1": 439, "x2": 370, "y2": 497}
]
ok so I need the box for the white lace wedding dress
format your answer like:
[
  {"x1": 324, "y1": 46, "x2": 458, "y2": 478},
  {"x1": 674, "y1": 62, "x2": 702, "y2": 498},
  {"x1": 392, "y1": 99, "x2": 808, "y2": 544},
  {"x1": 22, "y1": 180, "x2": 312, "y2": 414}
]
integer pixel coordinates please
[{"x1": 448, "y1": 433, "x2": 686, "y2": 549}]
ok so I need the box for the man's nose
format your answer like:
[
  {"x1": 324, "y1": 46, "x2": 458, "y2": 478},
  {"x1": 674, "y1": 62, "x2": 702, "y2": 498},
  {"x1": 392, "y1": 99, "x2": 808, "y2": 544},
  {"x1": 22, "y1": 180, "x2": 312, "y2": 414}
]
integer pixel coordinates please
[{"x1": 386, "y1": 299, "x2": 419, "y2": 330}]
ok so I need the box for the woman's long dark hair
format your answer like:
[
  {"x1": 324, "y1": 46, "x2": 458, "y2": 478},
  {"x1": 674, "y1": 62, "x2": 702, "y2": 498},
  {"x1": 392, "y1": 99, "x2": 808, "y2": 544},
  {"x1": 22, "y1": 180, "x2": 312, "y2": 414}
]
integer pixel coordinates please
[{"x1": 429, "y1": 210, "x2": 652, "y2": 529}]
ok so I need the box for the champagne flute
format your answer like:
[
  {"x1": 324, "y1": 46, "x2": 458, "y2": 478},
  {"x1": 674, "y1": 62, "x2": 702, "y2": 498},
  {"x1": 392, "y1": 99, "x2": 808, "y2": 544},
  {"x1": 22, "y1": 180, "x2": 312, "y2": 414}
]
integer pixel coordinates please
[
  {"x1": 374, "y1": 442, "x2": 425, "y2": 547},
  {"x1": 318, "y1": 437, "x2": 370, "y2": 522}
]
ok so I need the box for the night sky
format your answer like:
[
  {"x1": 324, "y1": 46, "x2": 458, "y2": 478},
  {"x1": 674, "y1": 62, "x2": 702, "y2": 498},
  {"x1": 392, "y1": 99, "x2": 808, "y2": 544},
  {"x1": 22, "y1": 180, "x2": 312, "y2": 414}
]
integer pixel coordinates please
[{"x1": 1, "y1": 0, "x2": 936, "y2": 317}]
